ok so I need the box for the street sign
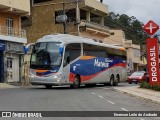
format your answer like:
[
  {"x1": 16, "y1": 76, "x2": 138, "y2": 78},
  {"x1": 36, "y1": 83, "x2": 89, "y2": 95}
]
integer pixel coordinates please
[
  {"x1": 147, "y1": 38, "x2": 160, "y2": 85},
  {"x1": 143, "y1": 20, "x2": 159, "y2": 36}
]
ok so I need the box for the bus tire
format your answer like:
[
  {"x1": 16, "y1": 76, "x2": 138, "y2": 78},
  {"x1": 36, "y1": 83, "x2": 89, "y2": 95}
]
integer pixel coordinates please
[
  {"x1": 70, "y1": 76, "x2": 80, "y2": 89},
  {"x1": 45, "y1": 85, "x2": 52, "y2": 89},
  {"x1": 114, "y1": 75, "x2": 119, "y2": 86},
  {"x1": 110, "y1": 75, "x2": 114, "y2": 86}
]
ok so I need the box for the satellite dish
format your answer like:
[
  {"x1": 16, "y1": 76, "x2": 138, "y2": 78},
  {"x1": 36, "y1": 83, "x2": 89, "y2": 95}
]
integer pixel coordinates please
[{"x1": 56, "y1": 15, "x2": 68, "y2": 23}]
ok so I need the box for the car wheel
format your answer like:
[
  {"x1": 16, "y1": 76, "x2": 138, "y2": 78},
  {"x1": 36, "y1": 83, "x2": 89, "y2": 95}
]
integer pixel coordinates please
[
  {"x1": 129, "y1": 82, "x2": 132, "y2": 84},
  {"x1": 45, "y1": 85, "x2": 52, "y2": 89},
  {"x1": 70, "y1": 76, "x2": 80, "y2": 89}
]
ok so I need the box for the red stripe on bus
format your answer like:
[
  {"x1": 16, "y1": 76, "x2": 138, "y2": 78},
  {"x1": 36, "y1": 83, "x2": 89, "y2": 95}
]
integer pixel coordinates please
[{"x1": 69, "y1": 63, "x2": 126, "y2": 82}]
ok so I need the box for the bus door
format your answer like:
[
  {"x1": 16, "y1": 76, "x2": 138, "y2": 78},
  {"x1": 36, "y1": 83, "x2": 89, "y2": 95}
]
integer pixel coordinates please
[
  {"x1": 63, "y1": 43, "x2": 81, "y2": 82},
  {"x1": 63, "y1": 50, "x2": 70, "y2": 82}
]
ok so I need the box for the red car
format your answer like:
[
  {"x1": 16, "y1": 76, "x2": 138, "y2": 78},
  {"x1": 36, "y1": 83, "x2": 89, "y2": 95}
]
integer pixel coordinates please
[{"x1": 127, "y1": 71, "x2": 149, "y2": 84}]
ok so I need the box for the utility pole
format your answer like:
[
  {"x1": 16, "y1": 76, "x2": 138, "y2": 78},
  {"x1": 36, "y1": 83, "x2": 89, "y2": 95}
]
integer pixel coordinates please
[
  {"x1": 56, "y1": 0, "x2": 82, "y2": 34},
  {"x1": 62, "y1": 2, "x2": 66, "y2": 34},
  {"x1": 32, "y1": 0, "x2": 34, "y2": 6},
  {"x1": 76, "y1": 0, "x2": 80, "y2": 35}
]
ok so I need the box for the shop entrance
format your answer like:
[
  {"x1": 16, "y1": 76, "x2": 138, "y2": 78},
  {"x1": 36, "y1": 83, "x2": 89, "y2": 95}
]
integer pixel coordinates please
[
  {"x1": 0, "y1": 51, "x2": 4, "y2": 82},
  {"x1": 6, "y1": 55, "x2": 19, "y2": 82}
]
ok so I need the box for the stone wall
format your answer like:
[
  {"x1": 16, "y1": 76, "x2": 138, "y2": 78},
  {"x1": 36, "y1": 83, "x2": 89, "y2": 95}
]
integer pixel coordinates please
[{"x1": 23, "y1": 1, "x2": 81, "y2": 43}]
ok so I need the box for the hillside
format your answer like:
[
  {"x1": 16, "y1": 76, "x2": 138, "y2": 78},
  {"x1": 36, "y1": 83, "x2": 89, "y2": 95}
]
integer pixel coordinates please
[{"x1": 104, "y1": 12, "x2": 148, "y2": 44}]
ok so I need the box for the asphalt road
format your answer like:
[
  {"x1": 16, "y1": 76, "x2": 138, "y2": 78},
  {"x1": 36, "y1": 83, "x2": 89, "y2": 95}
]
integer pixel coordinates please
[{"x1": 0, "y1": 82, "x2": 160, "y2": 120}]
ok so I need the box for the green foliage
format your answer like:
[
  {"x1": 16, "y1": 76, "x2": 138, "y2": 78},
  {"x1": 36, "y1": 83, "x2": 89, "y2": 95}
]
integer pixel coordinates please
[
  {"x1": 104, "y1": 12, "x2": 148, "y2": 45},
  {"x1": 140, "y1": 82, "x2": 160, "y2": 91}
]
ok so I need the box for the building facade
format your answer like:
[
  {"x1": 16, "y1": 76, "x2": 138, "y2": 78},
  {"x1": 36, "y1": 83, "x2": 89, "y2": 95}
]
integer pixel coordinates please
[
  {"x1": 0, "y1": 0, "x2": 30, "y2": 83},
  {"x1": 124, "y1": 41, "x2": 143, "y2": 73},
  {"x1": 23, "y1": 0, "x2": 110, "y2": 43}
]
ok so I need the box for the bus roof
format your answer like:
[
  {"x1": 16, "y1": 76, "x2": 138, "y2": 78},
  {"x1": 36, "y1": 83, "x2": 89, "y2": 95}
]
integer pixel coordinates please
[{"x1": 36, "y1": 34, "x2": 126, "y2": 50}]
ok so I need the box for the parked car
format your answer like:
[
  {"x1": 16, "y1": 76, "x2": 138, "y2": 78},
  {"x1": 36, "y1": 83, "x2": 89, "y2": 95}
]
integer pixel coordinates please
[{"x1": 127, "y1": 71, "x2": 149, "y2": 84}]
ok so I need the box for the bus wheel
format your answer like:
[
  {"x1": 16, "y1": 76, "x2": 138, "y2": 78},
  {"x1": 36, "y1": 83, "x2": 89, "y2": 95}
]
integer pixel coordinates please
[
  {"x1": 109, "y1": 76, "x2": 114, "y2": 86},
  {"x1": 45, "y1": 85, "x2": 52, "y2": 89},
  {"x1": 114, "y1": 75, "x2": 119, "y2": 86},
  {"x1": 70, "y1": 76, "x2": 80, "y2": 89}
]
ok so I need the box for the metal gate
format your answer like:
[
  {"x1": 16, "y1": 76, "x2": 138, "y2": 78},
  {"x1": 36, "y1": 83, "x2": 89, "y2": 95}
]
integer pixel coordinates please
[{"x1": 0, "y1": 51, "x2": 4, "y2": 82}]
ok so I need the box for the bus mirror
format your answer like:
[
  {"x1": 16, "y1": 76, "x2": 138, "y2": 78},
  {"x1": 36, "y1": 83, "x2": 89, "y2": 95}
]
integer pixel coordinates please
[
  {"x1": 24, "y1": 43, "x2": 35, "y2": 54},
  {"x1": 59, "y1": 47, "x2": 64, "y2": 55},
  {"x1": 23, "y1": 46, "x2": 28, "y2": 54}
]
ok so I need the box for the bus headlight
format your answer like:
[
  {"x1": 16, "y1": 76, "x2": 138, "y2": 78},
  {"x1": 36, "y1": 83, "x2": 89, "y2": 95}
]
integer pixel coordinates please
[
  {"x1": 53, "y1": 76, "x2": 58, "y2": 79},
  {"x1": 29, "y1": 74, "x2": 35, "y2": 78},
  {"x1": 53, "y1": 72, "x2": 62, "y2": 79}
]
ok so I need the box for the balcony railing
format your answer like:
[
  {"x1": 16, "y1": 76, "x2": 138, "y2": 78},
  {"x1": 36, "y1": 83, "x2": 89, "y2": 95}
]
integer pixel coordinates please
[
  {"x1": 79, "y1": 20, "x2": 110, "y2": 34},
  {"x1": 0, "y1": 26, "x2": 26, "y2": 38}
]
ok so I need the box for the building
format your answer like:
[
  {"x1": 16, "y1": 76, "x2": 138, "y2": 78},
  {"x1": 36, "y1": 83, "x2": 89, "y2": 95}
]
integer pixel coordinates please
[
  {"x1": 124, "y1": 40, "x2": 143, "y2": 72},
  {"x1": 22, "y1": 0, "x2": 110, "y2": 43},
  {"x1": 104, "y1": 28, "x2": 125, "y2": 45},
  {"x1": 0, "y1": 0, "x2": 30, "y2": 83}
]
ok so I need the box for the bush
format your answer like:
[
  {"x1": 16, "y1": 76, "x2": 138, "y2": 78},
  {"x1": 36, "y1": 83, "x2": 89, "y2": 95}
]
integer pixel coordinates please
[
  {"x1": 140, "y1": 82, "x2": 149, "y2": 88},
  {"x1": 140, "y1": 82, "x2": 160, "y2": 91}
]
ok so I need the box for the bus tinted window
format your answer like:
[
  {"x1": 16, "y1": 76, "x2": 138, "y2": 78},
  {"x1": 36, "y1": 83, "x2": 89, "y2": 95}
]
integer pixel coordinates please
[
  {"x1": 64, "y1": 43, "x2": 81, "y2": 63},
  {"x1": 106, "y1": 47, "x2": 126, "y2": 60},
  {"x1": 83, "y1": 43, "x2": 107, "y2": 58},
  {"x1": 83, "y1": 43, "x2": 126, "y2": 60}
]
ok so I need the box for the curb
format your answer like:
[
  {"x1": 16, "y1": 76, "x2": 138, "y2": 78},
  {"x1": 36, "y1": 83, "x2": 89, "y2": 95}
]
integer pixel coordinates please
[
  {"x1": 0, "y1": 83, "x2": 19, "y2": 89},
  {"x1": 114, "y1": 87, "x2": 160, "y2": 105}
]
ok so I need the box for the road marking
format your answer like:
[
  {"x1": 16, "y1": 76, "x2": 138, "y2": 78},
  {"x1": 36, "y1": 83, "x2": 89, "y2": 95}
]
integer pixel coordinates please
[
  {"x1": 107, "y1": 100, "x2": 115, "y2": 104},
  {"x1": 91, "y1": 92, "x2": 96, "y2": 95},
  {"x1": 140, "y1": 118, "x2": 145, "y2": 120},
  {"x1": 121, "y1": 108, "x2": 128, "y2": 112},
  {"x1": 98, "y1": 95, "x2": 104, "y2": 99}
]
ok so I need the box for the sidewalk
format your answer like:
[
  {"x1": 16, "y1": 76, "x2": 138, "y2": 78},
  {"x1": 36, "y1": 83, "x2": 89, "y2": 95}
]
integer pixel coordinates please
[
  {"x1": 114, "y1": 86, "x2": 160, "y2": 104},
  {"x1": 0, "y1": 83, "x2": 19, "y2": 89}
]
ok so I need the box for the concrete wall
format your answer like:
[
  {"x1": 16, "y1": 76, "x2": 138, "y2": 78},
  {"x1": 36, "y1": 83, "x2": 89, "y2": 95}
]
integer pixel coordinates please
[
  {"x1": 125, "y1": 43, "x2": 142, "y2": 72},
  {"x1": 0, "y1": 0, "x2": 30, "y2": 14},
  {"x1": 24, "y1": 3, "x2": 79, "y2": 43},
  {"x1": 126, "y1": 45, "x2": 141, "y2": 64},
  {"x1": 103, "y1": 29, "x2": 125, "y2": 45},
  {"x1": 80, "y1": 31, "x2": 105, "y2": 41},
  {"x1": 85, "y1": 0, "x2": 108, "y2": 15}
]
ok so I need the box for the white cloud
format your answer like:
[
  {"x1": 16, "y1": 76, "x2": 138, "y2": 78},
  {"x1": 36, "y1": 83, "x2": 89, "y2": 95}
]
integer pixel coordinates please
[
  {"x1": 103, "y1": 0, "x2": 160, "y2": 34},
  {"x1": 104, "y1": 0, "x2": 160, "y2": 24}
]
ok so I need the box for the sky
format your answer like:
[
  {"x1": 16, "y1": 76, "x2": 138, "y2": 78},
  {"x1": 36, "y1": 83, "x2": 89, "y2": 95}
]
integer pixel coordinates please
[{"x1": 102, "y1": 0, "x2": 160, "y2": 34}]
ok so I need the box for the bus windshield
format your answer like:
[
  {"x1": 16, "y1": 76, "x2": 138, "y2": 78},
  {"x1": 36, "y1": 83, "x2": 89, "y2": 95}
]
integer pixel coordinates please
[{"x1": 30, "y1": 42, "x2": 61, "y2": 70}]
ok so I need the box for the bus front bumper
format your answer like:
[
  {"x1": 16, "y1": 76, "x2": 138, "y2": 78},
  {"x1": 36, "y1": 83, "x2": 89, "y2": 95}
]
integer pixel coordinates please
[{"x1": 29, "y1": 74, "x2": 71, "y2": 86}]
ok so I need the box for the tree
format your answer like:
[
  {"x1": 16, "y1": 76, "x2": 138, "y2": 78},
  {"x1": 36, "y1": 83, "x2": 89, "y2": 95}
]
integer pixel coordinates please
[{"x1": 104, "y1": 12, "x2": 148, "y2": 44}]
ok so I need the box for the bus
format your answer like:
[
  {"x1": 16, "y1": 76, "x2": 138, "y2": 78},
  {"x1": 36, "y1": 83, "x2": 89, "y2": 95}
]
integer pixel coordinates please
[{"x1": 29, "y1": 34, "x2": 127, "y2": 88}]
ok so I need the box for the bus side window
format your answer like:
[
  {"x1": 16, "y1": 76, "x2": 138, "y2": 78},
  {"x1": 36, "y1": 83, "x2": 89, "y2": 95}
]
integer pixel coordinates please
[
  {"x1": 83, "y1": 44, "x2": 107, "y2": 58},
  {"x1": 63, "y1": 43, "x2": 81, "y2": 66}
]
